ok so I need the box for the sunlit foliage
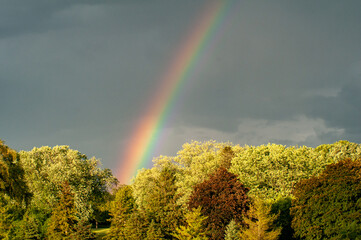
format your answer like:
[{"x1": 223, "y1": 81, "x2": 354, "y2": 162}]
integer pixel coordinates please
[
  {"x1": 0, "y1": 140, "x2": 30, "y2": 204},
  {"x1": 107, "y1": 185, "x2": 136, "y2": 240},
  {"x1": 239, "y1": 198, "x2": 281, "y2": 240},
  {"x1": 2, "y1": 138, "x2": 361, "y2": 240},
  {"x1": 170, "y1": 141, "x2": 230, "y2": 208},
  {"x1": 172, "y1": 206, "x2": 209, "y2": 240},
  {"x1": 47, "y1": 181, "x2": 78, "y2": 239},
  {"x1": 224, "y1": 219, "x2": 240, "y2": 240},
  {"x1": 230, "y1": 141, "x2": 361, "y2": 199},
  {"x1": 19, "y1": 146, "x2": 118, "y2": 221}
]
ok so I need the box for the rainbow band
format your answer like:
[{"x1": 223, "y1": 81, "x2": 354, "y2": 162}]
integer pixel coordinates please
[{"x1": 117, "y1": 0, "x2": 235, "y2": 184}]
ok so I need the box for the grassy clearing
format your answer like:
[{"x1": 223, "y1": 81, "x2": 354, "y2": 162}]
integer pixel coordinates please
[{"x1": 92, "y1": 228, "x2": 109, "y2": 240}]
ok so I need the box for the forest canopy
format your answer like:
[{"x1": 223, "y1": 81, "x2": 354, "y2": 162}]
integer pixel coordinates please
[{"x1": 1, "y1": 139, "x2": 360, "y2": 239}]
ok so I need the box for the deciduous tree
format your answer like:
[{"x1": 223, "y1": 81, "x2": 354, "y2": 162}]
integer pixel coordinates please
[
  {"x1": 0, "y1": 140, "x2": 30, "y2": 204},
  {"x1": 188, "y1": 167, "x2": 250, "y2": 240},
  {"x1": 170, "y1": 141, "x2": 230, "y2": 207},
  {"x1": 291, "y1": 158, "x2": 361, "y2": 240},
  {"x1": 230, "y1": 141, "x2": 361, "y2": 199},
  {"x1": 0, "y1": 194, "x2": 16, "y2": 239},
  {"x1": 19, "y1": 146, "x2": 117, "y2": 221}
]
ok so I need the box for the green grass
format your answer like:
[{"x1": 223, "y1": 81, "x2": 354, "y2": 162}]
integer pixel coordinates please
[{"x1": 92, "y1": 228, "x2": 109, "y2": 240}]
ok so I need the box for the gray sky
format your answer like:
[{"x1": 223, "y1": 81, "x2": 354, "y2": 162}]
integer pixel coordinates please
[{"x1": 1, "y1": 0, "x2": 361, "y2": 176}]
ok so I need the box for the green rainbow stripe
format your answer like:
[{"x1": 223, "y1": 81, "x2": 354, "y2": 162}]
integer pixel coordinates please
[{"x1": 117, "y1": 0, "x2": 236, "y2": 184}]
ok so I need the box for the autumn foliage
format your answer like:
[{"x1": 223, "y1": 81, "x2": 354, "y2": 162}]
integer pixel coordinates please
[{"x1": 188, "y1": 167, "x2": 250, "y2": 239}]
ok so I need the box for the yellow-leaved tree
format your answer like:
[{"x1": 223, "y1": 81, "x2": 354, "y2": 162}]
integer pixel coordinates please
[{"x1": 240, "y1": 198, "x2": 281, "y2": 240}]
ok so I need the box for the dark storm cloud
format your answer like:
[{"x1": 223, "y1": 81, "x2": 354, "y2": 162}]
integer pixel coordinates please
[
  {"x1": 0, "y1": 0, "x2": 209, "y2": 169},
  {"x1": 0, "y1": 0, "x2": 80, "y2": 38},
  {"x1": 307, "y1": 80, "x2": 361, "y2": 135},
  {"x1": 177, "y1": 0, "x2": 361, "y2": 135},
  {"x1": 1, "y1": 0, "x2": 360, "y2": 171}
]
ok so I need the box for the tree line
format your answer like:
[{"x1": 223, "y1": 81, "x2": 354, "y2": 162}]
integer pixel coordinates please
[
  {"x1": 1, "y1": 139, "x2": 361, "y2": 239},
  {"x1": 0, "y1": 140, "x2": 117, "y2": 239}
]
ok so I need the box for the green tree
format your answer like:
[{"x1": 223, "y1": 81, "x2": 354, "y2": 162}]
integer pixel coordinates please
[
  {"x1": 166, "y1": 141, "x2": 231, "y2": 208},
  {"x1": 7, "y1": 204, "x2": 51, "y2": 240},
  {"x1": 0, "y1": 140, "x2": 28, "y2": 240},
  {"x1": 11, "y1": 211, "x2": 43, "y2": 240},
  {"x1": 73, "y1": 219, "x2": 96, "y2": 240},
  {"x1": 131, "y1": 167, "x2": 160, "y2": 211},
  {"x1": 120, "y1": 210, "x2": 149, "y2": 240},
  {"x1": 141, "y1": 166, "x2": 184, "y2": 239},
  {"x1": 270, "y1": 197, "x2": 297, "y2": 240},
  {"x1": 239, "y1": 198, "x2": 281, "y2": 240},
  {"x1": 314, "y1": 140, "x2": 361, "y2": 163},
  {"x1": 23, "y1": 215, "x2": 41, "y2": 240},
  {"x1": 224, "y1": 219, "x2": 240, "y2": 240},
  {"x1": 107, "y1": 185, "x2": 136, "y2": 240},
  {"x1": 0, "y1": 194, "x2": 16, "y2": 239},
  {"x1": 173, "y1": 206, "x2": 209, "y2": 240},
  {"x1": 230, "y1": 144, "x2": 318, "y2": 199},
  {"x1": 230, "y1": 141, "x2": 361, "y2": 199},
  {"x1": 19, "y1": 146, "x2": 117, "y2": 221},
  {"x1": 291, "y1": 158, "x2": 361, "y2": 240},
  {"x1": 188, "y1": 167, "x2": 250, "y2": 240},
  {"x1": 91, "y1": 190, "x2": 112, "y2": 229},
  {"x1": 0, "y1": 140, "x2": 30, "y2": 204},
  {"x1": 47, "y1": 181, "x2": 78, "y2": 240},
  {"x1": 146, "y1": 220, "x2": 162, "y2": 239}
]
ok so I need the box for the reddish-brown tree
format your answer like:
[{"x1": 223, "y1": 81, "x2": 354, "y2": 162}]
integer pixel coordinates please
[{"x1": 188, "y1": 167, "x2": 250, "y2": 240}]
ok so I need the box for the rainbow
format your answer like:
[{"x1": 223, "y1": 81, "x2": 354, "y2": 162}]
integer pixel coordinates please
[{"x1": 117, "y1": 0, "x2": 236, "y2": 184}]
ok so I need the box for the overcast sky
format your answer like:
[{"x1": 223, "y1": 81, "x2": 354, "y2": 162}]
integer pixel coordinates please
[{"x1": 1, "y1": 0, "x2": 361, "y2": 175}]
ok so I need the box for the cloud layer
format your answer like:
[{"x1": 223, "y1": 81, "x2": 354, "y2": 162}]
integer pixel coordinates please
[{"x1": 1, "y1": 0, "x2": 360, "y2": 171}]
